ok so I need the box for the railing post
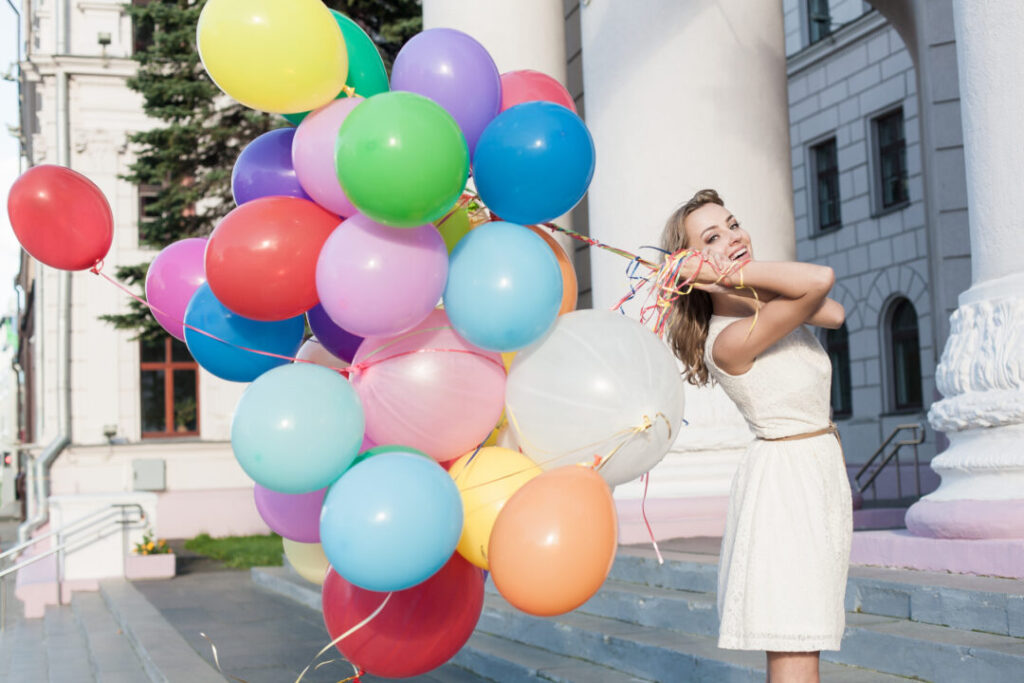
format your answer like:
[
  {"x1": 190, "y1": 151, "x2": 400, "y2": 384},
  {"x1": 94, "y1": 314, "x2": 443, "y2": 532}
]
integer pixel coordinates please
[{"x1": 56, "y1": 529, "x2": 64, "y2": 606}]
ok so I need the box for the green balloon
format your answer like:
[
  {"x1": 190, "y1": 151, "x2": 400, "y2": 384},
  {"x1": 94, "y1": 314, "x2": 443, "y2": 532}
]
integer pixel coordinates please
[
  {"x1": 282, "y1": 11, "x2": 390, "y2": 126},
  {"x1": 435, "y1": 206, "x2": 472, "y2": 253},
  {"x1": 349, "y1": 444, "x2": 431, "y2": 470},
  {"x1": 336, "y1": 92, "x2": 469, "y2": 228}
]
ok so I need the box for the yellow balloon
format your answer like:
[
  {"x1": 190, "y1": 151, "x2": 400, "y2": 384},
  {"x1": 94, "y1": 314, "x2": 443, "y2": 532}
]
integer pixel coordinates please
[
  {"x1": 282, "y1": 538, "x2": 330, "y2": 586},
  {"x1": 501, "y1": 352, "x2": 516, "y2": 372},
  {"x1": 197, "y1": 0, "x2": 348, "y2": 114},
  {"x1": 448, "y1": 447, "x2": 541, "y2": 570}
]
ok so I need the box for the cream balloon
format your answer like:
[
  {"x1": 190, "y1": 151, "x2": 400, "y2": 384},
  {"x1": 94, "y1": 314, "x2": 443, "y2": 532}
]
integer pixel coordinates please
[
  {"x1": 296, "y1": 337, "x2": 349, "y2": 370},
  {"x1": 505, "y1": 310, "x2": 685, "y2": 486},
  {"x1": 282, "y1": 538, "x2": 331, "y2": 586}
]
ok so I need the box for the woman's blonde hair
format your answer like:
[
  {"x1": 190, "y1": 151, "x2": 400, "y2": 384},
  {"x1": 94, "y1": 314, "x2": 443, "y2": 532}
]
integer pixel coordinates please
[{"x1": 661, "y1": 188, "x2": 724, "y2": 386}]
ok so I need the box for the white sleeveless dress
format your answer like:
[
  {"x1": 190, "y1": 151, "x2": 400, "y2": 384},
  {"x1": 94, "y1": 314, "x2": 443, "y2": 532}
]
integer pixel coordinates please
[{"x1": 705, "y1": 314, "x2": 852, "y2": 652}]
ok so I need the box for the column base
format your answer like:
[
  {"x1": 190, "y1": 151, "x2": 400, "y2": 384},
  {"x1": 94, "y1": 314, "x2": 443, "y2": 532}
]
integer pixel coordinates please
[
  {"x1": 906, "y1": 498, "x2": 1024, "y2": 539},
  {"x1": 852, "y1": 529, "x2": 1024, "y2": 579}
]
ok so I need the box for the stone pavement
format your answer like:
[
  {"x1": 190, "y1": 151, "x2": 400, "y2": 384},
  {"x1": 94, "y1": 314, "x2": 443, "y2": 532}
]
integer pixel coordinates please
[{"x1": 134, "y1": 569, "x2": 488, "y2": 683}]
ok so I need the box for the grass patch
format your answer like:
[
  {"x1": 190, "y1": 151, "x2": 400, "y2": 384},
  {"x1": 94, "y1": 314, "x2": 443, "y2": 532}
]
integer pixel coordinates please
[{"x1": 184, "y1": 533, "x2": 283, "y2": 569}]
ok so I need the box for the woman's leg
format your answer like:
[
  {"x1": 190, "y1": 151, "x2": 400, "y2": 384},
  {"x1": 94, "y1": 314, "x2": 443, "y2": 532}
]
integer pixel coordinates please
[{"x1": 765, "y1": 651, "x2": 820, "y2": 683}]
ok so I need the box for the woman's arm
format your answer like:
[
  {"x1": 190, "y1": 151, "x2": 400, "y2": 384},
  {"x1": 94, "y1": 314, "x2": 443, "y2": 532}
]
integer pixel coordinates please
[{"x1": 704, "y1": 260, "x2": 835, "y2": 375}]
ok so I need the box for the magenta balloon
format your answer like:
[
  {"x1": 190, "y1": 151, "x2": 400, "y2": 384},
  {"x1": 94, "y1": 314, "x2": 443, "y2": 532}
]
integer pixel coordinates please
[
  {"x1": 145, "y1": 238, "x2": 208, "y2": 341},
  {"x1": 315, "y1": 214, "x2": 448, "y2": 338},
  {"x1": 351, "y1": 310, "x2": 505, "y2": 462},
  {"x1": 292, "y1": 97, "x2": 363, "y2": 217},
  {"x1": 253, "y1": 485, "x2": 326, "y2": 543},
  {"x1": 391, "y1": 28, "x2": 500, "y2": 154}
]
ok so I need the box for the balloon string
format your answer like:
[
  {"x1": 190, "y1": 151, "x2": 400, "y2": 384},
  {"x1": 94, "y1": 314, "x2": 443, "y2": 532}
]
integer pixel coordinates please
[
  {"x1": 90, "y1": 267, "x2": 504, "y2": 378},
  {"x1": 294, "y1": 593, "x2": 391, "y2": 683},
  {"x1": 640, "y1": 472, "x2": 665, "y2": 565},
  {"x1": 200, "y1": 632, "x2": 249, "y2": 683}
]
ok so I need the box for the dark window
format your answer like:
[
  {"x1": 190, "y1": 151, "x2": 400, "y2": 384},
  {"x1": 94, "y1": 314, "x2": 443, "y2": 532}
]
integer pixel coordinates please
[
  {"x1": 139, "y1": 184, "x2": 161, "y2": 226},
  {"x1": 823, "y1": 324, "x2": 852, "y2": 418},
  {"x1": 808, "y1": 0, "x2": 833, "y2": 43},
  {"x1": 141, "y1": 337, "x2": 199, "y2": 438},
  {"x1": 132, "y1": 0, "x2": 155, "y2": 55},
  {"x1": 889, "y1": 299, "x2": 922, "y2": 411},
  {"x1": 875, "y1": 109, "x2": 909, "y2": 209},
  {"x1": 812, "y1": 138, "x2": 841, "y2": 231}
]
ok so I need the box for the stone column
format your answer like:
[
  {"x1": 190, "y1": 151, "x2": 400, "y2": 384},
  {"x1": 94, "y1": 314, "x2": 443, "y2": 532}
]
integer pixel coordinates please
[
  {"x1": 905, "y1": 1, "x2": 1024, "y2": 539},
  {"x1": 578, "y1": 0, "x2": 794, "y2": 537}
]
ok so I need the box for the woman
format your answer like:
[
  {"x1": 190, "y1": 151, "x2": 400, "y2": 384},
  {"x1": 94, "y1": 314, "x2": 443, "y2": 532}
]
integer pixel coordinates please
[{"x1": 662, "y1": 189, "x2": 852, "y2": 683}]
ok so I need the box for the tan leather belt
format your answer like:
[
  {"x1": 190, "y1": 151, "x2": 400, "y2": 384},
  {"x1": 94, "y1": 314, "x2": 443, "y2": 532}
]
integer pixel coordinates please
[{"x1": 758, "y1": 423, "x2": 844, "y2": 463}]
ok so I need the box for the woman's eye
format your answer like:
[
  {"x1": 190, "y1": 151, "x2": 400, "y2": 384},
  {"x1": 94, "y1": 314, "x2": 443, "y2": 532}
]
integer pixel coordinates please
[
  {"x1": 729, "y1": 222, "x2": 740, "y2": 230},
  {"x1": 706, "y1": 235, "x2": 718, "y2": 243}
]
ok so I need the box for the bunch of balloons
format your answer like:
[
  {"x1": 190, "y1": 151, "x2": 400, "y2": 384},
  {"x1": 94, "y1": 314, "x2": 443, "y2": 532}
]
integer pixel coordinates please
[{"x1": 5, "y1": 1, "x2": 688, "y2": 677}]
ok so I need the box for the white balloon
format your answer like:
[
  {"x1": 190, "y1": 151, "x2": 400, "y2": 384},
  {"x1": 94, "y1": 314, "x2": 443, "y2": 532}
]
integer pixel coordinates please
[
  {"x1": 296, "y1": 337, "x2": 349, "y2": 370},
  {"x1": 505, "y1": 310, "x2": 685, "y2": 487}
]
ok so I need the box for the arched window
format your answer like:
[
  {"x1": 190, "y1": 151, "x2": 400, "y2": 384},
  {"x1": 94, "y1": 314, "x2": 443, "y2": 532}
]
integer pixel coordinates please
[
  {"x1": 889, "y1": 298, "x2": 922, "y2": 411},
  {"x1": 823, "y1": 324, "x2": 852, "y2": 418}
]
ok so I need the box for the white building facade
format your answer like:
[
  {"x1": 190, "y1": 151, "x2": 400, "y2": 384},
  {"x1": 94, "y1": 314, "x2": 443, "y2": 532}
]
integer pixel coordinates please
[{"x1": 13, "y1": 0, "x2": 266, "y2": 547}]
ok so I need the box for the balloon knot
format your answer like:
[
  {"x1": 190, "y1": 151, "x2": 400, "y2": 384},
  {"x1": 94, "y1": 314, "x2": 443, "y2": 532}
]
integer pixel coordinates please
[
  {"x1": 342, "y1": 85, "x2": 357, "y2": 98},
  {"x1": 90, "y1": 259, "x2": 104, "y2": 275}
]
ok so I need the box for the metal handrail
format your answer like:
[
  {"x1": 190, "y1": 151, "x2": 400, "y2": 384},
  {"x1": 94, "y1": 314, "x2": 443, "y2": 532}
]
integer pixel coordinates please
[
  {"x1": 0, "y1": 503, "x2": 145, "y2": 631},
  {"x1": 0, "y1": 503, "x2": 145, "y2": 564},
  {"x1": 854, "y1": 423, "x2": 925, "y2": 500}
]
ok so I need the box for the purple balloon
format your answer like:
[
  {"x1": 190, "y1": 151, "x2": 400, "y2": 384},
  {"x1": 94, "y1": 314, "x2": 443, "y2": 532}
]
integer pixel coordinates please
[
  {"x1": 307, "y1": 303, "x2": 363, "y2": 364},
  {"x1": 232, "y1": 128, "x2": 311, "y2": 205},
  {"x1": 391, "y1": 28, "x2": 501, "y2": 154},
  {"x1": 253, "y1": 485, "x2": 326, "y2": 543},
  {"x1": 145, "y1": 238, "x2": 207, "y2": 341}
]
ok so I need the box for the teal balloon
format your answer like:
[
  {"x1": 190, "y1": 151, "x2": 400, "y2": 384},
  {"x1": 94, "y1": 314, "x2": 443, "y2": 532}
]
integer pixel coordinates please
[
  {"x1": 231, "y1": 363, "x2": 364, "y2": 494},
  {"x1": 282, "y1": 11, "x2": 389, "y2": 125},
  {"x1": 444, "y1": 221, "x2": 563, "y2": 351},
  {"x1": 320, "y1": 452, "x2": 463, "y2": 592},
  {"x1": 336, "y1": 91, "x2": 469, "y2": 227}
]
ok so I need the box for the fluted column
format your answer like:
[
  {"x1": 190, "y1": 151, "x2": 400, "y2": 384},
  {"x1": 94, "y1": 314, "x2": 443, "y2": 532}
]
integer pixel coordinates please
[
  {"x1": 578, "y1": 0, "x2": 794, "y2": 535},
  {"x1": 905, "y1": 1, "x2": 1024, "y2": 539}
]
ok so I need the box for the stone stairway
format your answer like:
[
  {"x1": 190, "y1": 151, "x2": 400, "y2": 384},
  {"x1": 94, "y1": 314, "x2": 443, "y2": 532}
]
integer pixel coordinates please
[
  {"x1": 252, "y1": 537, "x2": 1024, "y2": 683},
  {"x1": 0, "y1": 577, "x2": 225, "y2": 682}
]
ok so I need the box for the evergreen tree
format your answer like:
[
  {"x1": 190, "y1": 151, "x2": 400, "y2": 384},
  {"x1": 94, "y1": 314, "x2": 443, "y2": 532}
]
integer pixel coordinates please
[{"x1": 102, "y1": 0, "x2": 422, "y2": 340}]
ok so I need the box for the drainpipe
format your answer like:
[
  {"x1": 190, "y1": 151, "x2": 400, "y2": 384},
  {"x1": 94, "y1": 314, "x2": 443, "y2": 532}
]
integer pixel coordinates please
[{"x1": 18, "y1": 0, "x2": 72, "y2": 545}]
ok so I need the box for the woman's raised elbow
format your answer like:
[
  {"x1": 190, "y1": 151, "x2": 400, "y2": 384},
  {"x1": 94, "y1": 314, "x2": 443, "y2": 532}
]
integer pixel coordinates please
[{"x1": 811, "y1": 266, "x2": 835, "y2": 295}]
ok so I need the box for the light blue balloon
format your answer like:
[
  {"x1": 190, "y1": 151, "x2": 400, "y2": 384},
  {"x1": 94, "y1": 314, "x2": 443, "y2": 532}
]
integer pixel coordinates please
[
  {"x1": 231, "y1": 363, "x2": 364, "y2": 494},
  {"x1": 444, "y1": 221, "x2": 562, "y2": 351},
  {"x1": 184, "y1": 283, "x2": 304, "y2": 382},
  {"x1": 320, "y1": 452, "x2": 463, "y2": 592},
  {"x1": 472, "y1": 100, "x2": 595, "y2": 226}
]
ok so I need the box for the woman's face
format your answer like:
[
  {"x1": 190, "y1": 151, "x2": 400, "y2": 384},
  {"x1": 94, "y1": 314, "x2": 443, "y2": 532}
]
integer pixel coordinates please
[{"x1": 682, "y1": 203, "x2": 754, "y2": 262}]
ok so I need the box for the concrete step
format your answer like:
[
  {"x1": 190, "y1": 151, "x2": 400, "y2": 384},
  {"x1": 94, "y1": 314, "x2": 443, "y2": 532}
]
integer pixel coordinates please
[
  {"x1": 576, "y1": 578, "x2": 719, "y2": 637},
  {"x1": 0, "y1": 611, "x2": 49, "y2": 682},
  {"x1": 43, "y1": 603, "x2": 95, "y2": 683},
  {"x1": 476, "y1": 594, "x2": 909, "y2": 683},
  {"x1": 615, "y1": 543, "x2": 1024, "y2": 637},
  {"x1": 98, "y1": 579, "x2": 226, "y2": 683},
  {"x1": 453, "y1": 631, "x2": 653, "y2": 682},
  {"x1": 72, "y1": 592, "x2": 149, "y2": 683},
  {"x1": 833, "y1": 611, "x2": 1024, "y2": 683}
]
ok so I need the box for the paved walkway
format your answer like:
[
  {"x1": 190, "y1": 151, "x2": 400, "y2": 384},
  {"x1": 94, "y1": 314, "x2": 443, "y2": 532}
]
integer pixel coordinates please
[{"x1": 134, "y1": 569, "x2": 487, "y2": 683}]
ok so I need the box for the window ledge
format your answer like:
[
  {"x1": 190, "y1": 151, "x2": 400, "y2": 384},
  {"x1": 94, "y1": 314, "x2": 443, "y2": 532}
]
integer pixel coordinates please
[
  {"x1": 879, "y1": 408, "x2": 924, "y2": 418},
  {"x1": 871, "y1": 200, "x2": 911, "y2": 219},
  {"x1": 810, "y1": 225, "x2": 843, "y2": 240}
]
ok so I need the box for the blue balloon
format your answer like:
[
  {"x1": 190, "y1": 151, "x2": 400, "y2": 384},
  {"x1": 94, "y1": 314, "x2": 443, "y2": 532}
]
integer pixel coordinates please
[
  {"x1": 231, "y1": 363, "x2": 364, "y2": 494},
  {"x1": 183, "y1": 283, "x2": 304, "y2": 382},
  {"x1": 231, "y1": 128, "x2": 311, "y2": 205},
  {"x1": 472, "y1": 101, "x2": 595, "y2": 226},
  {"x1": 444, "y1": 221, "x2": 562, "y2": 351},
  {"x1": 320, "y1": 452, "x2": 463, "y2": 592}
]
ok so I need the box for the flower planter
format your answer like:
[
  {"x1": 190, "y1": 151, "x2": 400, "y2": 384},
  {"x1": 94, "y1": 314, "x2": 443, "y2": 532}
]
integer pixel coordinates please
[{"x1": 125, "y1": 553, "x2": 176, "y2": 580}]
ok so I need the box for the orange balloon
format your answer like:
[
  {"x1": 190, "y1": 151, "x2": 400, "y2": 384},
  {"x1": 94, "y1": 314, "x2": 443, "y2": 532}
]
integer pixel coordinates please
[
  {"x1": 488, "y1": 466, "x2": 617, "y2": 616},
  {"x1": 525, "y1": 225, "x2": 578, "y2": 315}
]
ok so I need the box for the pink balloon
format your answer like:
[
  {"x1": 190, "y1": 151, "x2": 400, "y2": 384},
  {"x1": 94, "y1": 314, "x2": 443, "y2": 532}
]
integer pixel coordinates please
[
  {"x1": 145, "y1": 238, "x2": 208, "y2": 340},
  {"x1": 292, "y1": 97, "x2": 363, "y2": 217},
  {"x1": 253, "y1": 485, "x2": 326, "y2": 543},
  {"x1": 316, "y1": 214, "x2": 448, "y2": 338},
  {"x1": 351, "y1": 310, "x2": 505, "y2": 462},
  {"x1": 500, "y1": 70, "x2": 577, "y2": 114}
]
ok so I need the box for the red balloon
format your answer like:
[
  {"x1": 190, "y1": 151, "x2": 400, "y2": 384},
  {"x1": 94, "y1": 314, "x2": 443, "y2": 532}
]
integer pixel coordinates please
[
  {"x1": 6, "y1": 165, "x2": 113, "y2": 271},
  {"x1": 205, "y1": 197, "x2": 338, "y2": 321},
  {"x1": 322, "y1": 553, "x2": 484, "y2": 678},
  {"x1": 499, "y1": 70, "x2": 577, "y2": 114}
]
